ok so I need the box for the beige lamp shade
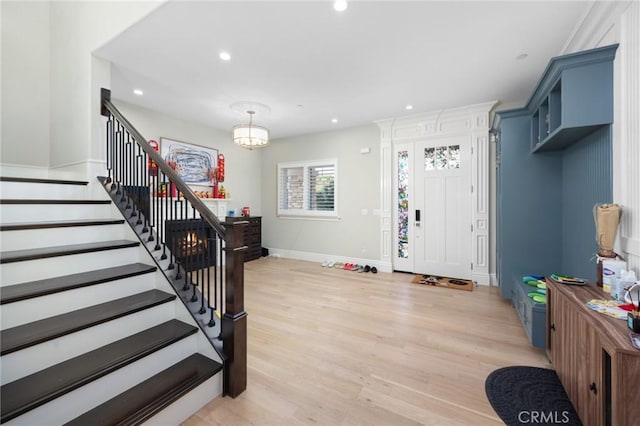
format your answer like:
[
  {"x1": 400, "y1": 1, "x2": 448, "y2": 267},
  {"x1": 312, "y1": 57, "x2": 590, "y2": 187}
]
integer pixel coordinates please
[{"x1": 232, "y1": 123, "x2": 269, "y2": 149}]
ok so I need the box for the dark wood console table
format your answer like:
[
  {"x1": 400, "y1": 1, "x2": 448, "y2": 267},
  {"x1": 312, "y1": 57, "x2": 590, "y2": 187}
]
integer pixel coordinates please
[{"x1": 546, "y1": 278, "x2": 640, "y2": 425}]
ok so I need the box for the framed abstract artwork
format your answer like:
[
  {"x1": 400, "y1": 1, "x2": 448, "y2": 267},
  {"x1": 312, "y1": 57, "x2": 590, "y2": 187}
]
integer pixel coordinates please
[{"x1": 159, "y1": 137, "x2": 218, "y2": 185}]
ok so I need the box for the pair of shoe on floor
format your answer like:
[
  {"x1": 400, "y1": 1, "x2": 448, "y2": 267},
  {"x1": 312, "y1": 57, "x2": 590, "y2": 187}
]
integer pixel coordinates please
[{"x1": 321, "y1": 261, "x2": 377, "y2": 273}]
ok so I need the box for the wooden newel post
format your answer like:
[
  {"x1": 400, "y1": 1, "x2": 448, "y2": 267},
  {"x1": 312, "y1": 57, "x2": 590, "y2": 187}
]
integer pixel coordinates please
[{"x1": 222, "y1": 220, "x2": 248, "y2": 397}]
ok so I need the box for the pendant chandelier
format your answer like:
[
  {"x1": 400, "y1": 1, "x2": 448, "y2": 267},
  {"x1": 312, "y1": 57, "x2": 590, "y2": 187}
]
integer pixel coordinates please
[{"x1": 232, "y1": 110, "x2": 269, "y2": 150}]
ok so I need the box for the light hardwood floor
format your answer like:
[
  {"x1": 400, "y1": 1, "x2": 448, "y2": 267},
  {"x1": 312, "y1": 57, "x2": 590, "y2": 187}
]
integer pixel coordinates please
[{"x1": 183, "y1": 258, "x2": 550, "y2": 425}]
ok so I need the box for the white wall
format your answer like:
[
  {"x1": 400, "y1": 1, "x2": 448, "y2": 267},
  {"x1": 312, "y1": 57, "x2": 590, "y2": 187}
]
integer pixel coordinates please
[
  {"x1": 49, "y1": 1, "x2": 162, "y2": 170},
  {"x1": 261, "y1": 125, "x2": 381, "y2": 263},
  {"x1": 112, "y1": 100, "x2": 262, "y2": 217},
  {"x1": 1, "y1": 1, "x2": 51, "y2": 168},
  {"x1": 0, "y1": 0, "x2": 162, "y2": 171}
]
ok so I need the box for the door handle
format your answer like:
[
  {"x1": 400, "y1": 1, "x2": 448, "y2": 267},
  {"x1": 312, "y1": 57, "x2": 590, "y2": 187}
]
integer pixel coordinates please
[{"x1": 415, "y1": 209, "x2": 421, "y2": 227}]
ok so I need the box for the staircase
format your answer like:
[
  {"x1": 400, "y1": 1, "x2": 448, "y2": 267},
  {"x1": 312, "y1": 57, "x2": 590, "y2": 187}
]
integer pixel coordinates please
[{"x1": 0, "y1": 176, "x2": 224, "y2": 425}]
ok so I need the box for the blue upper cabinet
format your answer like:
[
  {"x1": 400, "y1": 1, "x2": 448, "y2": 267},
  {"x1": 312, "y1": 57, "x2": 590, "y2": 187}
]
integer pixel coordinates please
[{"x1": 528, "y1": 44, "x2": 618, "y2": 152}]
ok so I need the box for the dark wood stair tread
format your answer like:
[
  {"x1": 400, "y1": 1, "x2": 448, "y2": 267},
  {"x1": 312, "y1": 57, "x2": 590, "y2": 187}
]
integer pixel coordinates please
[
  {"x1": 0, "y1": 263, "x2": 157, "y2": 304},
  {"x1": 0, "y1": 177, "x2": 89, "y2": 185},
  {"x1": 0, "y1": 289, "x2": 176, "y2": 355},
  {"x1": 0, "y1": 240, "x2": 140, "y2": 264},
  {"x1": 0, "y1": 199, "x2": 111, "y2": 205},
  {"x1": 0, "y1": 320, "x2": 198, "y2": 424},
  {"x1": 65, "y1": 353, "x2": 222, "y2": 426},
  {"x1": 1, "y1": 219, "x2": 125, "y2": 231}
]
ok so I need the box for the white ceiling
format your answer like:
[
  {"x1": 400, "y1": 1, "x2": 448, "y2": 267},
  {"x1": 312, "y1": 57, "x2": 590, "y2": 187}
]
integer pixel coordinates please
[{"x1": 96, "y1": 1, "x2": 591, "y2": 140}]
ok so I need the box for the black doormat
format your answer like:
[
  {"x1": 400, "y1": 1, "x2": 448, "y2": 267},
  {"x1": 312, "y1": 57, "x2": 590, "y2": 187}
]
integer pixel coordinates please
[{"x1": 485, "y1": 366, "x2": 582, "y2": 426}]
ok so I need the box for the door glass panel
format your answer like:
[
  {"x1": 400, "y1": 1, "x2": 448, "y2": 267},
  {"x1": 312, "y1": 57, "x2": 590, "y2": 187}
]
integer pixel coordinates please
[
  {"x1": 435, "y1": 146, "x2": 448, "y2": 170},
  {"x1": 425, "y1": 147, "x2": 435, "y2": 171},
  {"x1": 426, "y1": 145, "x2": 461, "y2": 171},
  {"x1": 398, "y1": 150, "x2": 409, "y2": 258},
  {"x1": 448, "y1": 145, "x2": 460, "y2": 169}
]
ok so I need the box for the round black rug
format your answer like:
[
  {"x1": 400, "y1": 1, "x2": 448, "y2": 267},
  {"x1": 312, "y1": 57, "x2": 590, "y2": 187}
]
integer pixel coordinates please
[{"x1": 485, "y1": 366, "x2": 582, "y2": 426}]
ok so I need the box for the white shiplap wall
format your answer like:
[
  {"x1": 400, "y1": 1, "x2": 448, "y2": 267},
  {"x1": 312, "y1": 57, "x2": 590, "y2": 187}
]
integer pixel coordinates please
[{"x1": 616, "y1": 1, "x2": 640, "y2": 273}]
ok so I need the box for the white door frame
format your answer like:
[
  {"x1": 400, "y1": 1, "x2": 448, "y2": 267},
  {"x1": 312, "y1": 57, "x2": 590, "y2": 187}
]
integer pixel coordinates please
[{"x1": 375, "y1": 101, "x2": 496, "y2": 285}]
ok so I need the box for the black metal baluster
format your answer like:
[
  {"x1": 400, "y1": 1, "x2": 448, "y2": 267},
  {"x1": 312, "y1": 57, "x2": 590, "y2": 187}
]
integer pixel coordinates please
[
  {"x1": 154, "y1": 172, "x2": 163, "y2": 251},
  {"x1": 216, "y1": 236, "x2": 224, "y2": 336},
  {"x1": 130, "y1": 140, "x2": 139, "y2": 219},
  {"x1": 114, "y1": 123, "x2": 121, "y2": 195},
  {"x1": 119, "y1": 125, "x2": 126, "y2": 202},
  {"x1": 134, "y1": 145, "x2": 143, "y2": 225},
  {"x1": 180, "y1": 197, "x2": 189, "y2": 291},
  {"x1": 148, "y1": 171, "x2": 156, "y2": 243},
  {"x1": 106, "y1": 115, "x2": 113, "y2": 185},
  {"x1": 160, "y1": 176, "x2": 170, "y2": 261},
  {"x1": 191, "y1": 217, "x2": 200, "y2": 303},
  {"x1": 182, "y1": 199, "x2": 189, "y2": 291},
  {"x1": 110, "y1": 116, "x2": 117, "y2": 192},
  {"x1": 141, "y1": 151, "x2": 149, "y2": 234},
  {"x1": 202, "y1": 234, "x2": 211, "y2": 316},
  {"x1": 124, "y1": 132, "x2": 132, "y2": 210},
  {"x1": 165, "y1": 192, "x2": 180, "y2": 269},
  {"x1": 174, "y1": 193, "x2": 182, "y2": 280}
]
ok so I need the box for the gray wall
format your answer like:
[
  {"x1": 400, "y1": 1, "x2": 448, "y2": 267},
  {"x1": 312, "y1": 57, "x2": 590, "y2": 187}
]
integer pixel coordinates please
[
  {"x1": 261, "y1": 124, "x2": 381, "y2": 261},
  {"x1": 112, "y1": 100, "x2": 262, "y2": 216}
]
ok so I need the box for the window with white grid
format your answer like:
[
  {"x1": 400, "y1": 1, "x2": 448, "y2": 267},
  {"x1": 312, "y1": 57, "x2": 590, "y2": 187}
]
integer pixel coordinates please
[{"x1": 277, "y1": 159, "x2": 338, "y2": 217}]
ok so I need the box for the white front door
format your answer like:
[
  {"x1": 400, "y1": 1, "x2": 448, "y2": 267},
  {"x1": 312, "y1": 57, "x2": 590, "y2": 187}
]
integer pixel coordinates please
[{"x1": 413, "y1": 136, "x2": 472, "y2": 279}]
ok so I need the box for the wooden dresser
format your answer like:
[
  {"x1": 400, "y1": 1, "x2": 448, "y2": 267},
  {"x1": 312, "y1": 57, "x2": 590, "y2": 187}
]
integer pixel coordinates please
[
  {"x1": 225, "y1": 216, "x2": 261, "y2": 261},
  {"x1": 546, "y1": 278, "x2": 640, "y2": 425}
]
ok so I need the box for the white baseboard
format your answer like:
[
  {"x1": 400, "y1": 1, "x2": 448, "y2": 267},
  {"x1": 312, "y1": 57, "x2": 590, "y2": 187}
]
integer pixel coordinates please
[
  {"x1": 0, "y1": 163, "x2": 50, "y2": 178},
  {"x1": 489, "y1": 273, "x2": 498, "y2": 287},
  {"x1": 472, "y1": 272, "x2": 492, "y2": 287},
  {"x1": 267, "y1": 248, "x2": 393, "y2": 273},
  {"x1": 1, "y1": 160, "x2": 107, "y2": 182}
]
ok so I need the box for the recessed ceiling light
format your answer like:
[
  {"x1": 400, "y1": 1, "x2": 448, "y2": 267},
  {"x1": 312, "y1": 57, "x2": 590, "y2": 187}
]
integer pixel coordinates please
[
  {"x1": 516, "y1": 53, "x2": 528, "y2": 60},
  {"x1": 133, "y1": 89, "x2": 143, "y2": 96},
  {"x1": 405, "y1": 105, "x2": 414, "y2": 110},
  {"x1": 219, "y1": 51, "x2": 231, "y2": 61},
  {"x1": 331, "y1": 118, "x2": 338, "y2": 123},
  {"x1": 334, "y1": 0, "x2": 348, "y2": 12}
]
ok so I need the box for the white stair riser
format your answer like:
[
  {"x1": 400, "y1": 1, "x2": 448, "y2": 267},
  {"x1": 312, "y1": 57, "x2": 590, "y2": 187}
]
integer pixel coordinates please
[
  {"x1": 0, "y1": 302, "x2": 176, "y2": 384},
  {"x1": 0, "y1": 176, "x2": 226, "y2": 423},
  {"x1": 1, "y1": 225, "x2": 128, "y2": 251},
  {"x1": 3, "y1": 335, "x2": 201, "y2": 426},
  {"x1": 0, "y1": 182, "x2": 89, "y2": 200},
  {"x1": 1, "y1": 274, "x2": 158, "y2": 329},
  {"x1": 0, "y1": 246, "x2": 142, "y2": 286},
  {"x1": 143, "y1": 374, "x2": 222, "y2": 426},
  {"x1": 0, "y1": 203, "x2": 115, "y2": 223}
]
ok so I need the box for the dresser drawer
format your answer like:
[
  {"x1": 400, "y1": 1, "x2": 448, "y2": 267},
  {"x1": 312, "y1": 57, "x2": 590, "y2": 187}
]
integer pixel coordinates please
[{"x1": 226, "y1": 216, "x2": 261, "y2": 262}]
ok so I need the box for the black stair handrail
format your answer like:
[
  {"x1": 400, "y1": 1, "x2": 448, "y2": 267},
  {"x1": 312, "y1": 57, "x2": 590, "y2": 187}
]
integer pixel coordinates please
[
  {"x1": 100, "y1": 89, "x2": 225, "y2": 237},
  {"x1": 100, "y1": 88, "x2": 247, "y2": 398}
]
